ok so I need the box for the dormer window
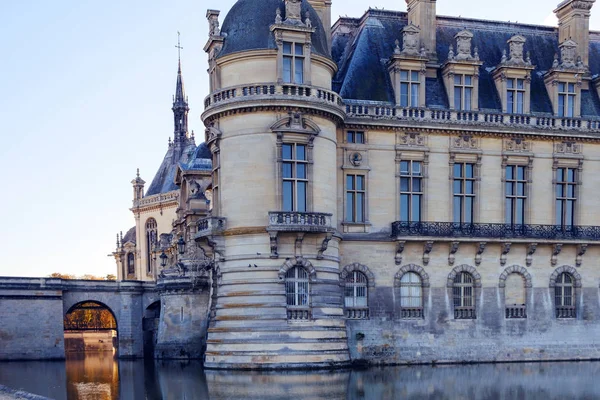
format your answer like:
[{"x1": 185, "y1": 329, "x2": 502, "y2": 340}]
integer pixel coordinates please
[
  {"x1": 558, "y1": 82, "x2": 576, "y2": 118},
  {"x1": 400, "y1": 70, "x2": 421, "y2": 107},
  {"x1": 283, "y1": 41, "x2": 304, "y2": 84},
  {"x1": 453, "y1": 74, "x2": 474, "y2": 111},
  {"x1": 388, "y1": 24, "x2": 427, "y2": 108},
  {"x1": 507, "y1": 79, "x2": 525, "y2": 114}
]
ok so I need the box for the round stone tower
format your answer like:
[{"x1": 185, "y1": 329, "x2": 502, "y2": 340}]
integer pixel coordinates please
[{"x1": 201, "y1": 0, "x2": 349, "y2": 369}]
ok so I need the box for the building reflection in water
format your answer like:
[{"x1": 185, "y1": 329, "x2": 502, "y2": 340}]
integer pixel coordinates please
[{"x1": 3, "y1": 356, "x2": 600, "y2": 399}]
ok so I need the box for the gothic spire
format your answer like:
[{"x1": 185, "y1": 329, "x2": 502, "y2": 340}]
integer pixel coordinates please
[{"x1": 172, "y1": 32, "x2": 189, "y2": 144}]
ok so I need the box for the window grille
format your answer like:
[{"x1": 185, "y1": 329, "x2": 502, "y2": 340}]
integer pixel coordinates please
[
  {"x1": 344, "y1": 271, "x2": 368, "y2": 319},
  {"x1": 453, "y1": 272, "x2": 475, "y2": 319},
  {"x1": 285, "y1": 267, "x2": 310, "y2": 320},
  {"x1": 505, "y1": 165, "x2": 527, "y2": 225},
  {"x1": 400, "y1": 70, "x2": 420, "y2": 107},
  {"x1": 400, "y1": 160, "x2": 423, "y2": 222},
  {"x1": 283, "y1": 42, "x2": 304, "y2": 84},
  {"x1": 507, "y1": 78, "x2": 525, "y2": 114},
  {"x1": 282, "y1": 143, "x2": 308, "y2": 212},
  {"x1": 558, "y1": 82, "x2": 576, "y2": 118},
  {"x1": 346, "y1": 175, "x2": 366, "y2": 223},
  {"x1": 504, "y1": 273, "x2": 526, "y2": 319},
  {"x1": 400, "y1": 272, "x2": 423, "y2": 319},
  {"x1": 454, "y1": 74, "x2": 473, "y2": 111},
  {"x1": 555, "y1": 272, "x2": 576, "y2": 319},
  {"x1": 556, "y1": 167, "x2": 577, "y2": 227},
  {"x1": 453, "y1": 163, "x2": 475, "y2": 224}
]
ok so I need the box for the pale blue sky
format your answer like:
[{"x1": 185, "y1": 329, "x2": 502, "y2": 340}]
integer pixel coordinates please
[{"x1": 0, "y1": 0, "x2": 597, "y2": 278}]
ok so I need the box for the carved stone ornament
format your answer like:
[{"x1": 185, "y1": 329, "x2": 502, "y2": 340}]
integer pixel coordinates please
[
  {"x1": 500, "y1": 242, "x2": 512, "y2": 266},
  {"x1": 275, "y1": 8, "x2": 282, "y2": 24},
  {"x1": 423, "y1": 241, "x2": 434, "y2": 266},
  {"x1": 401, "y1": 24, "x2": 421, "y2": 56},
  {"x1": 503, "y1": 138, "x2": 532, "y2": 153},
  {"x1": 526, "y1": 243, "x2": 537, "y2": 267},
  {"x1": 554, "y1": 141, "x2": 582, "y2": 155},
  {"x1": 448, "y1": 242, "x2": 459, "y2": 266},
  {"x1": 398, "y1": 132, "x2": 426, "y2": 147},
  {"x1": 551, "y1": 243, "x2": 563, "y2": 266},
  {"x1": 207, "y1": 10, "x2": 221, "y2": 37},
  {"x1": 475, "y1": 242, "x2": 487, "y2": 266},
  {"x1": 454, "y1": 30, "x2": 474, "y2": 61},
  {"x1": 451, "y1": 135, "x2": 480, "y2": 150},
  {"x1": 350, "y1": 152, "x2": 363, "y2": 167},
  {"x1": 576, "y1": 244, "x2": 588, "y2": 267},
  {"x1": 285, "y1": 0, "x2": 302, "y2": 22},
  {"x1": 502, "y1": 35, "x2": 532, "y2": 66},
  {"x1": 571, "y1": 0, "x2": 595, "y2": 10},
  {"x1": 395, "y1": 241, "x2": 406, "y2": 265}
]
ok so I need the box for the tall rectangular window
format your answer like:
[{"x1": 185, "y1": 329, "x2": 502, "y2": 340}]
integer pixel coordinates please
[
  {"x1": 400, "y1": 70, "x2": 420, "y2": 107},
  {"x1": 507, "y1": 78, "x2": 525, "y2": 114},
  {"x1": 558, "y1": 82, "x2": 576, "y2": 118},
  {"x1": 283, "y1": 42, "x2": 304, "y2": 84},
  {"x1": 556, "y1": 167, "x2": 577, "y2": 227},
  {"x1": 400, "y1": 160, "x2": 423, "y2": 222},
  {"x1": 454, "y1": 74, "x2": 473, "y2": 111},
  {"x1": 347, "y1": 131, "x2": 365, "y2": 144},
  {"x1": 505, "y1": 165, "x2": 526, "y2": 225},
  {"x1": 453, "y1": 163, "x2": 475, "y2": 224},
  {"x1": 346, "y1": 175, "x2": 365, "y2": 223},
  {"x1": 282, "y1": 143, "x2": 308, "y2": 212}
]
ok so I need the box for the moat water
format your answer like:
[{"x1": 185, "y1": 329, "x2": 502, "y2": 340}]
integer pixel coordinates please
[{"x1": 1, "y1": 353, "x2": 600, "y2": 399}]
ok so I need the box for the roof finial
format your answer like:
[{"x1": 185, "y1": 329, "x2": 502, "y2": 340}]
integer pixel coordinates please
[
  {"x1": 175, "y1": 31, "x2": 183, "y2": 66},
  {"x1": 136, "y1": 168, "x2": 140, "y2": 178}
]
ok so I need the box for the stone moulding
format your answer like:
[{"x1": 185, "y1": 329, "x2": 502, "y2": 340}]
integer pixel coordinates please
[
  {"x1": 447, "y1": 264, "x2": 482, "y2": 288},
  {"x1": 394, "y1": 264, "x2": 430, "y2": 287},
  {"x1": 339, "y1": 263, "x2": 375, "y2": 287},
  {"x1": 549, "y1": 265, "x2": 582, "y2": 288},
  {"x1": 498, "y1": 265, "x2": 532, "y2": 288},
  {"x1": 278, "y1": 256, "x2": 317, "y2": 281}
]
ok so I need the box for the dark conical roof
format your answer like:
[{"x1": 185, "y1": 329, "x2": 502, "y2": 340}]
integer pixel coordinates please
[{"x1": 218, "y1": 0, "x2": 330, "y2": 59}]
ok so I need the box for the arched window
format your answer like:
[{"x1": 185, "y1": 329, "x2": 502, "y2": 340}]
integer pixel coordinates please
[
  {"x1": 127, "y1": 253, "x2": 135, "y2": 275},
  {"x1": 400, "y1": 272, "x2": 423, "y2": 319},
  {"x1": 285, "y1": 267, "x2": 310, "y2": 320},
  {"x1": 453, "y1": 272, "x2": 475, "y2": 319},
  {"x1": 344, "y1": 271, "x2": 368, "y2": 319},
  {"x1": 555, "y1": 272, "x2": 576, "y2": 319},
  {"x1": 505, "y1": 273, "x2": 526, "y2": 318},
  {"x1": 145, "y1": 218, "x2": 157, "y2": 275}
]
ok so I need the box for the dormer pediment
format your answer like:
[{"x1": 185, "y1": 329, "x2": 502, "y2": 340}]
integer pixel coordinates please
[{"x1": 270, "y1": 112, "x2": 321, "y2": 136}]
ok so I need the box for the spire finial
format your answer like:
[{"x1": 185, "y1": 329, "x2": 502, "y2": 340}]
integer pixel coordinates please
[
  {"x1": 136, "y1": 168, "x2": 140, "y2": 178},
  {"x1": 175, "y1": 31, "x2": 183, "y2": 66}
]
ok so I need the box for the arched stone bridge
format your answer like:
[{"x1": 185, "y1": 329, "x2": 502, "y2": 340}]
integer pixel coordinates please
[{"x1": 0, "y1": 277, "x2": 159, "y2": 360}]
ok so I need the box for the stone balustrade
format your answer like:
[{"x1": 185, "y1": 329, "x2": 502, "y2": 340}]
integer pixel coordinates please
[
  {"x1": 196, "y1": 216, "x2": 227, "y2": 238},
  {"x1": 345, "y1": 308, "x2": 369, "y2": 320},
  {"x1": 133, "y1": 191, "x2": 179, "y2": 208},
  {"x1": 287, "y1": 307, "x2": 311, "y2": 321},
  {"x1": 400, "y1": 308, "x2": 424, "y2": 319},
  {"x1": 345, "y1": 101, "x2": 600, "y2": 133},
  {"x1": 454, "y1": 307, "x2": 476, "y2": 320},
  {"x1": 268, "y1": 211, "x2": 334, "y2": 233},
  {"x1": 505, "y1": 305, "x2": 527, "y2": 319},
  {"x1": 556, "y1": 306, "x2": 576, "y2": 319}
]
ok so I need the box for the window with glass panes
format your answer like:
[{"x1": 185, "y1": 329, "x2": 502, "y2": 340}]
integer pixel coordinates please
[
  {"x1": 400, "y1": 70, "x2": 420, "y2": 107},
  {"x1": 453, "y1": 272, "x2": 475, "y2": 319},
  {"x1": 454, "y1": 74, "x2": 474, "y2": 111},
  {"x1": 283, "y1": 42, "x2": 304, "y2": 84},
  {"x1": 453, "y1": 163, "x2": 475, "y2": 224},
  {"x1": 558, "y1": 82, "x2": 576, "y2": 117},
  {"x1": 282, "y1": 144, "x2": 308, "y2": 212},
  {"x1": 505, "y1": 165, "x2": 527, "y2": 225},
  {"x1": 346, "y1": 175, "x2": 365, "y2": 223},
  {"x1": 555, "y1": 272, "x2": 575, "y2": 318},
  {"x1": 507, "y1": 78, "x2": 525, "y2": 114},
  {"x1": 400, "y1": 272, "x2": 423, "y2": 319},
  {"x1": 347, "y1": 131, "x2": 365, "y2": 144},
  {"x1": 127, "y1": 253, "x2": 135, "y2": 275},
  {"x1": 344, "y1": 271, "x2": 368, "y2": 308},
  {"x1": 285, "y1": 267, "x2": 309, "y2": 307},
  {"x1": 400, "y1": 160, "x2": 423, "y2": 222},
  {"x1": 556, "y1": 167, "x2": 577, "y2": 227}
]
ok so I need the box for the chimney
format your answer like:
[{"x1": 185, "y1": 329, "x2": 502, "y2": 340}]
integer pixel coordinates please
[
  {"x1": 554, "y1": 0, "x2": 595, "y2": 67},
  {"x1": 406, "y1": 0, "x2": 437, "y2": 61},
  {"x1": 308, "y1": 0, "x2": 332, "y2": 53}
]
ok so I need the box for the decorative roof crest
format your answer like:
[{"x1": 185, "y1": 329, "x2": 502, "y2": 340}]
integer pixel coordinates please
[
  {"x1": 206, "y1": 10, "x2": 221, "y2": 37},
  {"x1": 452, "y1": 30, "x2": 475, "y2": 61},
  {"x1": 401, "y1": 23, "x2": 421, "y2": 56},
  {"x1": 285, "y1": 0, "x2": 302, "y2": 22}
]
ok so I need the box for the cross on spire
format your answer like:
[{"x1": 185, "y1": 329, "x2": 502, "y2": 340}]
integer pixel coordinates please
[{"x1": 175, "y1": 31, "x2": 183, "y2": 63}]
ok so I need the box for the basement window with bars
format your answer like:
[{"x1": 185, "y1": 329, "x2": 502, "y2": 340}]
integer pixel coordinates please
[
  {"x1": 453, "y1": 272, "x2": 475, "y2": 319},
  {"x1": 399, "y1": 272, "x2": 423, "y2": 319},
  {"x1": 344, "y1": 271, "x2": 369, "y2": 319},
  {"x1": 555, "y1": 272, "x2": 576, "y2": 319},
  {"x1": 285, "y1": 267, "x2": 311, "y2": 321}
]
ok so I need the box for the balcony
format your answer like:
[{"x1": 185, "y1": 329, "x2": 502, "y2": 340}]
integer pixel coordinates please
[
  {"x1": 268, "y1": 212, "x2": 334, "y2": 233},
  {"x1": 391, "y1": 222, "x2": 600, "y2": 242},
  {"x1": 505, "y1": 305, "x2": 527, "y2": 319},
  {"x1": 195, "y1": 216, "x2": 227, "y2": 239}
]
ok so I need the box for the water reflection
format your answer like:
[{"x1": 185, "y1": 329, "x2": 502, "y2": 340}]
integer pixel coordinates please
[{"x1": 1, "y1": 354, "x2": 600, "y2": 400}]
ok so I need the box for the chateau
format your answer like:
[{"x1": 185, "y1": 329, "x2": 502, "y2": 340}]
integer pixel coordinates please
[{"x1": 112, "y1": 0, "x2": 600, "y2": 369}]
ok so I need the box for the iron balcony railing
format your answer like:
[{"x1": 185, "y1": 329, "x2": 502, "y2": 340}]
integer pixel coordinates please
[{"x1": 391, "y1": 222, "x2": 600, "y2": 241}]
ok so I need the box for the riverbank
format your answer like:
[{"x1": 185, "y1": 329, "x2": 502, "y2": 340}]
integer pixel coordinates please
[{"x1": 0, "y1": 385, "x2": 49, "y2": 400}]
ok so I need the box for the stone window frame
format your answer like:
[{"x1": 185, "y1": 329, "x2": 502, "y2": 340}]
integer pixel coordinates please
[
  {"x1": 396, "y1": 150, "x2": 429, "y2": 223},
  {"x1": 501, "y1": 154, "x2": 533, "y2": 225},
  {"x1": 340, "y1": 263, "x2": 375, "y2": 320},
  {"x1": 449, "y1": 151, "x2": 482, "y2": 224},
  {"x1": 394, "y1": 264, "x2": 430, "y2": 320},
  {"x1": 346, "y1": 130, "x2": 366, "y2": 145},
  {"x1": 145, "y1": 218, "x2": 158, "y2": 276},
  {"x1": 545, "y1": 72, "x2": 583, "y2": 118},
  {"x1": 552, "y1": 157, "x2": 583, "y2": 227},
  {"x1": 126, "y1": 252, "x2": 135, "y2": 276},
  {"x1": 498, "y1": 265, "x2": 532, "y2": 319},
  {"x1": 206, "y1": 125, "x2": 222, "y2": 215},
  {"x1": 279, "y1": 256, "x2": 316, "y2": 321},
  {"x1": 493, "y1": 69, "x2": 534, "y2": 115},
  {"x1": 275, "y1": 30, "x2": 312, "y2": 86},
  {"x1": 549, "y1": 265, "x2": 582, "y2": 320},
  {"x1": 344, "y1": 173, "x2": 367, "y2": 224},
  {"x1": 388, "y1": 58, "x2": 427, "y2": 108},
  {"x1": 447, "y1": 264, "x2": 482, "y2": 320}
]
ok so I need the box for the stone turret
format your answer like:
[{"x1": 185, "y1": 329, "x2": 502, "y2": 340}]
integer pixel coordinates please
[
  {"x1": 554, "y1": 0, "x2": 595, "y2": 68},
  {"x1": 131, "y1": 169, "x2": 145, "y2": 201}
]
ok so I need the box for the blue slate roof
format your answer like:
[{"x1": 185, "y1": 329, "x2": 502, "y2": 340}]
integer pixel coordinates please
[
  {"x1": 180, "y1": 142, "x2": 213, "y2": 172},
  {"x1": 218, "y1": 0, "x2": 329, "y2": 59},
  {"x1": 332, "y1": 10, "x2": 600, "y2": 117}
]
